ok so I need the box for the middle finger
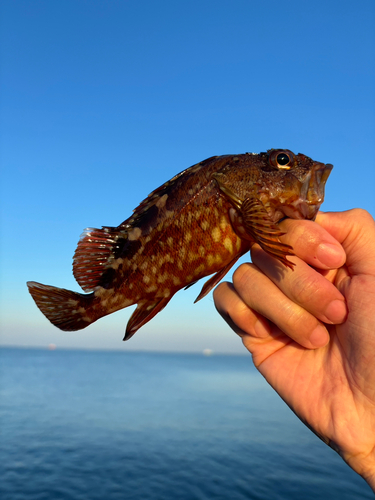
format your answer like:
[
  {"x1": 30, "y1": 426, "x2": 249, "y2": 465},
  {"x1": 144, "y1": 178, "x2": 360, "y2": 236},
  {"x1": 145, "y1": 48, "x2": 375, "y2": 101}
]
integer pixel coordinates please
[{"x1": 250, "y1": 244, "x2": 347, "y2": 325}]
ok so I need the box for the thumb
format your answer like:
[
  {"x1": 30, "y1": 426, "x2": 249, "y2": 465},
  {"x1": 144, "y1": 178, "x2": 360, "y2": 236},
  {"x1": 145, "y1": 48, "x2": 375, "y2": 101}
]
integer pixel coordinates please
[{"x1": 316, "y1": 210, "x2": 375, "y2": 276}]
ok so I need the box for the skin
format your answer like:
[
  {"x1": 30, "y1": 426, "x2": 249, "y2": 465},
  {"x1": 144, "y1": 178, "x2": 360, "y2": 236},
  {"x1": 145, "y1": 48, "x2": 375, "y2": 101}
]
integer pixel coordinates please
[{"x1": 213, "y1": 209, "x2": 375, "y2": 491}]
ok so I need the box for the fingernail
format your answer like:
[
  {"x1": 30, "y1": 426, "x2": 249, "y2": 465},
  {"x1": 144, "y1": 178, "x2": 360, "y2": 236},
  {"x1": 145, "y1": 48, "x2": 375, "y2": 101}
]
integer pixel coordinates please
[
  {"x1": 309, "y1": 324, "x2": 329, "y2": 348},
  {"x1": 316, "y1": 243, "x2": 345, "y2": 268},
  {"x1": 324, "y1": 299, "x2": 348, "y2": 324}
]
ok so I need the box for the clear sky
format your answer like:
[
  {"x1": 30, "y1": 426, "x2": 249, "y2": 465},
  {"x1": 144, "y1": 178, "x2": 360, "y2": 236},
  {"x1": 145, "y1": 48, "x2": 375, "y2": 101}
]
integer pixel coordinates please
[{"x1": 1, "y1": 0, "x2": 374, "y2": 354}]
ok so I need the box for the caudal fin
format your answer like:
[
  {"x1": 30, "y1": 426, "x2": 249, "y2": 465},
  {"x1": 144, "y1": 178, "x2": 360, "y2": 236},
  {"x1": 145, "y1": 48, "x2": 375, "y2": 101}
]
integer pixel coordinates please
[{"x1": 27, "y1": 281, "x2": 94, "y2": 331}]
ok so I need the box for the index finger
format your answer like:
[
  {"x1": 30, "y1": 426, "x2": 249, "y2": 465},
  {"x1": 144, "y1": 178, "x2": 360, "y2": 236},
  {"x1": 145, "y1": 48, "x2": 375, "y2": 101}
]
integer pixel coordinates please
[{"x1": 278, "y1": 216, "x2": 346, "y2": 270}]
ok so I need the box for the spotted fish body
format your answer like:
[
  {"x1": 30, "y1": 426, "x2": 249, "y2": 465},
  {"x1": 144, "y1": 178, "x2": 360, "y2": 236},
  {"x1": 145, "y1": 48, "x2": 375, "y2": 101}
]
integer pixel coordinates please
[{"x1": 27, "y1": 150, "x2": 333, "y2": 340}]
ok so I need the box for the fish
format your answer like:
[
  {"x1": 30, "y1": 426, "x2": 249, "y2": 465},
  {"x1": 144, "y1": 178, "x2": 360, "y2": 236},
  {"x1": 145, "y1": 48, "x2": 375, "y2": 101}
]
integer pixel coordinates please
[{"x1": 27, "y1": 149, "x2": 333, "y2": 340}]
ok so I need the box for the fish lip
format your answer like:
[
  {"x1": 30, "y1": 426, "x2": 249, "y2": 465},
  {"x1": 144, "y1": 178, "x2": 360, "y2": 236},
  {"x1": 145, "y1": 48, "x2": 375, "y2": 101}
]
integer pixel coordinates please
[
  {"x1": 302, "y1": 161, "x2": 333, "y2": 213},
  {"x1": 277, "y1": 162, "x2": 333, "y2": 221}
]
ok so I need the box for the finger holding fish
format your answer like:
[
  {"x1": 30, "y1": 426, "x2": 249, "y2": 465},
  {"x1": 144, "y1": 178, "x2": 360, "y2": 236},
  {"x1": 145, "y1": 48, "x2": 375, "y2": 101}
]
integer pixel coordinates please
[
  {"x1": 229, "y1": 262, "x2": 331, "y2": 350},
  {"x1": 214, "y1": 218, "x2": 348, "y2": 351},
  {"x1": 250, "y1": 246, "x2": 347, "y2": 325},
  {"x1": 213, "y1": 280, "x2": 303, "y2": 364},
  {"x1": 277, "y1": 217, "x2": 346, "y2": 270}
]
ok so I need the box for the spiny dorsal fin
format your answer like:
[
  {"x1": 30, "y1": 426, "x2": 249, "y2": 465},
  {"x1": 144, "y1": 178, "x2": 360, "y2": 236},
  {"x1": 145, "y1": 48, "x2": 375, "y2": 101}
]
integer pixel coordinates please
[
  {"x1": 73, "y1": 227, "x2": 124, "y2": 292},
  {"x1": 118, "y1": 157, "x2": 218, "y2": 231}
]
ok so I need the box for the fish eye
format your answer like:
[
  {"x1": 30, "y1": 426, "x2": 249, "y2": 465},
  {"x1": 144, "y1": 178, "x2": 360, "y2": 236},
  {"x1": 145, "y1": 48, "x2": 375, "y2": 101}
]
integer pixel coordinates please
[
  {"x1": 268, "y1": 150, "x2": 294, "y2": 170},
  {"x1": 276, "y1": 153, "x2": 290, "y2": 166}
]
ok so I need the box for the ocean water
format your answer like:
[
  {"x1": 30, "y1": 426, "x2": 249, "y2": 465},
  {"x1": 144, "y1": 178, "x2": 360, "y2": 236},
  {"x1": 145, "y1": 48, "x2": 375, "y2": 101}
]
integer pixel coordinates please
[{"x1": 0, "y1": 347, "x2": 372, "y2": 500}]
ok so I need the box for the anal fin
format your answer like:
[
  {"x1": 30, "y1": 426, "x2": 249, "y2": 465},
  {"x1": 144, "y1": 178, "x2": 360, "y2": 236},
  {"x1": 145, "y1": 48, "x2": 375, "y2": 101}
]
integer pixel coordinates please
[{"x1": 124, "y1": 297, "x2": 172, "y2": 341}]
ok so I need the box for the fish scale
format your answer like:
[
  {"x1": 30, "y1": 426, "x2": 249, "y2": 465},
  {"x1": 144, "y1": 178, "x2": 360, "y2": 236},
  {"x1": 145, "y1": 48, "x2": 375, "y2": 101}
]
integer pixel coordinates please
[{"x1": 27, "y1": 149, "x2": 333, "y2": 340}]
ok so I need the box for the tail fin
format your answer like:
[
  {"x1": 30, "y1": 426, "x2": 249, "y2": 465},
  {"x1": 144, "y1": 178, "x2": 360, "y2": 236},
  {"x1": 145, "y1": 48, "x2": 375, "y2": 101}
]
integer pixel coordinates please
[{"x1": 27, "y1": 281, "x2": 94, "y2": 331}]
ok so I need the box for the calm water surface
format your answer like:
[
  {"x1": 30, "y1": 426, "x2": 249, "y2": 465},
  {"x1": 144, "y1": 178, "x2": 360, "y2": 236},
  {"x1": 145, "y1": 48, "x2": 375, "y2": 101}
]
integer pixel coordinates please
[{"x1": 0, "y1": 347, "x2": 372, "y2": 499}]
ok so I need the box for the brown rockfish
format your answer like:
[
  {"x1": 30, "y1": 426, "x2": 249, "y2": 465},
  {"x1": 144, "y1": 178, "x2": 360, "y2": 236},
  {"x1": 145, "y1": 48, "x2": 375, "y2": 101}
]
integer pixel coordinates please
[{"x1": 27, "y1": 149, "x2": 333, "y2": 340}]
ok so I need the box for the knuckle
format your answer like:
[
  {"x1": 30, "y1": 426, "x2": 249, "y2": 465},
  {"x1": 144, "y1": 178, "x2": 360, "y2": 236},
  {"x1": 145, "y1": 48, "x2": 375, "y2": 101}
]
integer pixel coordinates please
[
  {"x1": 282, "y1": 303, "x2": 315, "y2": 333},
  {"x1": 349, "y1": 208, "x2": 375, "y2": 226},
  {"x1": 291, "y1": 272, "x2": 324, "y2": 303},
  {"x1": 280, "y1": 219, "x2": 319, "y2": 248},
  {"x1": 232, "y1": 263, "x2": 254, "y2": 291}
]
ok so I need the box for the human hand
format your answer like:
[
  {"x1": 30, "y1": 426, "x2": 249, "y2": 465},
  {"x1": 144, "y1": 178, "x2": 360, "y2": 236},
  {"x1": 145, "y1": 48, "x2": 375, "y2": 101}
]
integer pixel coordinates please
[{"x1": 214, "y1": 209, "x2": 375, "y2": 490}]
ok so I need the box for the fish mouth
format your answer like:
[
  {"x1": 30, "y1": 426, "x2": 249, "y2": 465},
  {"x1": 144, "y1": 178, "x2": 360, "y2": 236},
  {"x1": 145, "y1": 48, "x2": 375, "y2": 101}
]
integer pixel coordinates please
[{"x1": 281, "y1": 162, "x2": 333, "y2": 221}]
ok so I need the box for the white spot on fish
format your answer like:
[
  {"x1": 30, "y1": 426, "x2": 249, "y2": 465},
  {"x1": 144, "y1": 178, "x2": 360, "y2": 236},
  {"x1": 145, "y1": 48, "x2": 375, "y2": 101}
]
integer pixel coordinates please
[
  {"x1": 172, "y1": 276, "x2": 181, "y2": 286},
  {"x1": 94, "y1": 287, "x2": 113, "y2": 298},
  {"x1": 211, "y1": 227, "x2": 221, "y2": 243},
  {"x1": 118, "y1": 298, "x2": 133, "y2": 308},
  {"x1": 188, "y1": 252, "x2": 197, "y2": 263},
  {"x1": 143, "y1": 275, "x2": 151, "y2": 284},
  {"x1": 112, "y1": 258, "x2": 123, "y2": 270},
  {"x1": 201, "y1": 220, "x2": 209, "y2": 231},
  {"x1": 184, "y1": 232, "x2": 192, "y2": 243},
  {"x1": 194, "y1": 264, "x2": 205, "y2": 276},
  {"x1": 207, "y1": 254, "x2": 215, "y2": 267},
  {"x1": 128, "y1": 227, "x2": 142, "y2": 241},
  {"x1": 156, "y1": 194, "x2": 168, "y2": 208},
  {"x1": 167, "y1": 237, "x2": 174, "y2": 247},
  {"x1": 215, "y1": 254, "x2": 223, "y2": 264},
  {"x1": 179, "y1": 247, "x2": 186, "y2": 259},
  {"x1": 224, "y1": 237, "x2": 233, "y2": 253},
  {"x1": 157, "y1": 273, "x2": 169, "y2": 284},
  {"x1": 220, "y1": 216, "x2": 228, "y2": 231}
]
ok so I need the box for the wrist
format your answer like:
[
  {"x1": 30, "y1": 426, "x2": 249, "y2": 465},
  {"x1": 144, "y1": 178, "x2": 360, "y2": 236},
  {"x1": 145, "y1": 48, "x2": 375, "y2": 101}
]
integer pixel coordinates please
[
  {"x1": 362, "y1": 471, "x2": 375, "y2": 493},
  {"x1": 361, "y1": 469, "x2": 375, "y2": 493},
  {"x1": 343, "y1": 452, "x2": 375, "y2": 493}
]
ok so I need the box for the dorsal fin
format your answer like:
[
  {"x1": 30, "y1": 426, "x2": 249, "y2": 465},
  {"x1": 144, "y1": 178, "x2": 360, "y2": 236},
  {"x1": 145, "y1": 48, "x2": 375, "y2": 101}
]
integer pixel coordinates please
[
  {"x1": 118, "y1": 157, "x2": 218, "y2": 231},
  {"x1": 73, "y1": 227, "x2": 124, "y2": 292}
]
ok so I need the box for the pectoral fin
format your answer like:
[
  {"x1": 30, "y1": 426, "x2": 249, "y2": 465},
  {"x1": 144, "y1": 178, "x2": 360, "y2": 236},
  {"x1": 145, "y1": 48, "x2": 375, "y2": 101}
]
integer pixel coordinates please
[
  {"x1": 215, "y1": 177, "x2": 295, "y2": 269},
  {"x1": 239, "y1": 197, "x2": 295, "y2": 269}
]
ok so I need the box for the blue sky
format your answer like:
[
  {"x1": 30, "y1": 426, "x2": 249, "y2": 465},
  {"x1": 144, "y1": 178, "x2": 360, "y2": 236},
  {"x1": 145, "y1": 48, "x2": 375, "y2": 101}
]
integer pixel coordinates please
[{"x1": 1, "y1": 0, "x2": 374, "y2": 353}]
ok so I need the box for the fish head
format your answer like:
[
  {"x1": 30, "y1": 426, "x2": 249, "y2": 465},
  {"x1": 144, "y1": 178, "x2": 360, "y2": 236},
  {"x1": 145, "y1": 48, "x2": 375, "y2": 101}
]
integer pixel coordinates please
[{"x1": 258, "y1": 149, "x2": 333, "y2": 222}]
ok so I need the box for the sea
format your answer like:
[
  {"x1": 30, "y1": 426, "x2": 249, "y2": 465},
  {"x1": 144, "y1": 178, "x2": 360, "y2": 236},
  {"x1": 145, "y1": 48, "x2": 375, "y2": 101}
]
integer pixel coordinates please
[{"x1": 0, "y1": 347, "x2": 372, "y2": 499}]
